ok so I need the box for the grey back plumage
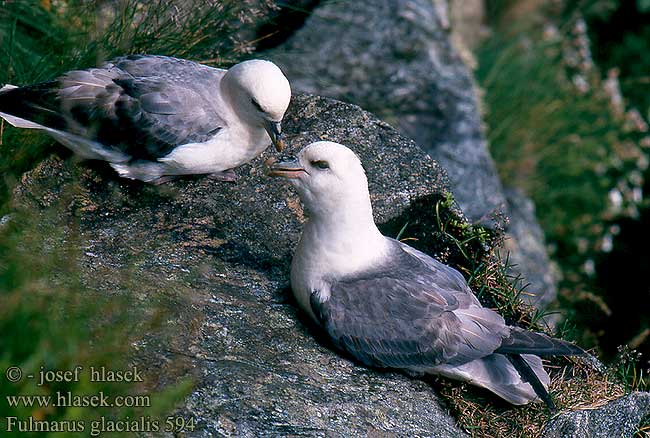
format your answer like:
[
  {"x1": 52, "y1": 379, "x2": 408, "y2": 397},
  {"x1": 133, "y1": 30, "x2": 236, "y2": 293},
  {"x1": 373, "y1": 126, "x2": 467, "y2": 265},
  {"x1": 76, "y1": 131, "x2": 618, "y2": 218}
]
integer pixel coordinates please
[
  {"x1": 497, "y1": 326, "x2": 584, "y2": 356},
  {"x1": 308, "y1": 237, "x2": 584, "y2": 407},
  {"x1": 0, "y1": 55, "x2": 226, "y2": 160}
]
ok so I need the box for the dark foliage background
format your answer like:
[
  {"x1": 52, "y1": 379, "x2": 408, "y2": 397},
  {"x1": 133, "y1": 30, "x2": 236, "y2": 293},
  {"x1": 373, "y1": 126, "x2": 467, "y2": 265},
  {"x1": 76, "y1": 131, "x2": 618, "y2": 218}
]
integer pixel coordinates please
[{"x1": 481, "y1": 0, "x2": 650, "y2": 375}]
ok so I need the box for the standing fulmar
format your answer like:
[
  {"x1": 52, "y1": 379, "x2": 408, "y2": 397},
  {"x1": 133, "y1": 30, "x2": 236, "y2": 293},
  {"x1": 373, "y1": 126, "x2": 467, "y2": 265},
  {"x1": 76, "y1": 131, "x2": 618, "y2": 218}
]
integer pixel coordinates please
[
  {"x1": 0, "y1": 55, "x2": 291, "y2": 184},
  {"x1": 267, "y1": 141, "x2": 584, "y2": 409}
]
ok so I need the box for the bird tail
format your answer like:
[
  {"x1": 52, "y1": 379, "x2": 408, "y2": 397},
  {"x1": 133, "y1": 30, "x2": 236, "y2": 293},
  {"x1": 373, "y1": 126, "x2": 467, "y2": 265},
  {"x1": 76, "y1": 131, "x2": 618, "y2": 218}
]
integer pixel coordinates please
[
  {"x1": 0, "y1": 109, "x2": 129, "y2": 162},
  {"x1": 0, "y1": 81, "x2": 66, "y2": 128},
  {"x1": 0, "y1": 111, "x2": 130, "y2": 163},
  {"x1": 0, "y1": 110, "x2": 45, "y2": 129},
  {"x1": 506, "y1": 353, "x2": 556, "y2": 411},
  {"x1": 434, "y1": 327, "x2": 584, "y2": 408},
  {"x1": 110, "y1": 161, "x2": 167, "y2": 183},
  {"x1": 0, "y1": 83, "x2": 129, "y2": 163},
  {"x1": 496, "y1": 327, "x2": 585, "y2": 356},
  {"x1": 0, "y1": 85, "x2": 43, "y2": 129},
  {"x1": 433, "y1": 353, "x2": 550, "y2": 406}
]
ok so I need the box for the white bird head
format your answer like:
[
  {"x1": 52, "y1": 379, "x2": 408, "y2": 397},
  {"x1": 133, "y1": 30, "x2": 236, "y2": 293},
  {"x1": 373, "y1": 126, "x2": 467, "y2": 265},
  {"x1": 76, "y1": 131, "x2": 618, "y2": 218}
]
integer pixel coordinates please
[
  {"x1": 223, "y1": 59, "x2": 291, "y2": 151},
  {"x1": 266, "y1": 141, "x2": 373, "y2": 219}
]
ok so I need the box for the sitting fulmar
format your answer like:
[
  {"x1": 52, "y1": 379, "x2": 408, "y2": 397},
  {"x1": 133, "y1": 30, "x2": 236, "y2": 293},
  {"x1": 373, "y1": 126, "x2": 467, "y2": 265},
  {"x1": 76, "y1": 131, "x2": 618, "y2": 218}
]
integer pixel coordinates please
[{"x1": 267, "y1": 141, "x2": 583, "y2": 409}]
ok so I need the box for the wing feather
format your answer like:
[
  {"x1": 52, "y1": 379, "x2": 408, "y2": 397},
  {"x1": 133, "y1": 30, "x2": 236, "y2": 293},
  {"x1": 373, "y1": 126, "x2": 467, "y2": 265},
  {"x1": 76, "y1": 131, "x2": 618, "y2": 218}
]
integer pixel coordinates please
[
  {"x1": 311, "y1": 241, "x2": 509, "y2": 369},
  {"x1": 496, "y1": 327, "x2": 584, "y2": 356}
]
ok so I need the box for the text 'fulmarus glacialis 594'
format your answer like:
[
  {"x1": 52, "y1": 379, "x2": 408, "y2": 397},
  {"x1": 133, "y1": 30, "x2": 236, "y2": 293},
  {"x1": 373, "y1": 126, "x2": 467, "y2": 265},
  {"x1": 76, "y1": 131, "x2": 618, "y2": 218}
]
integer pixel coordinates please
[
  {"x1": 0, "y1": 55, "x2": 290, "y2": 184},
  {"x1": 267, "y1": 141, "x2": 584, "y2": 409}
]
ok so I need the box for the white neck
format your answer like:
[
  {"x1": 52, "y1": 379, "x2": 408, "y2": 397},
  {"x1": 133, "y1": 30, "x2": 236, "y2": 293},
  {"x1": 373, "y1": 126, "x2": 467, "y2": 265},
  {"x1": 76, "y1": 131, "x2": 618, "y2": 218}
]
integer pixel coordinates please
[
  {"x1": 293, "y1": 195, "x2": 389, "y2": 283},
  {"x1": 290, "y1": 200, "x2": 389, "y2": 318}
]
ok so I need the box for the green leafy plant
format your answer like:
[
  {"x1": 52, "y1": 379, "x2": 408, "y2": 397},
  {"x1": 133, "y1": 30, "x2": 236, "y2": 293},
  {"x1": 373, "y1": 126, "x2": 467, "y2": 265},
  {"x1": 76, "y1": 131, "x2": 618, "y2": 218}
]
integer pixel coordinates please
[
  {"x1": 0, "y1": 210, "x2": 195, "y2": 436},
  {"x1": 611, "y1": 345, "x2": 648, "y2": 392}
]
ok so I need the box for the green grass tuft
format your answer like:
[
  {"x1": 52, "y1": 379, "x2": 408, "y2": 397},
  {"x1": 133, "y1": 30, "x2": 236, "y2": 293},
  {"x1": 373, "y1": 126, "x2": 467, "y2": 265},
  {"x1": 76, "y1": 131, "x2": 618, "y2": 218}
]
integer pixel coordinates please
[{"x1": 0, "y1": 209, "x2": 195, "y2": 435}]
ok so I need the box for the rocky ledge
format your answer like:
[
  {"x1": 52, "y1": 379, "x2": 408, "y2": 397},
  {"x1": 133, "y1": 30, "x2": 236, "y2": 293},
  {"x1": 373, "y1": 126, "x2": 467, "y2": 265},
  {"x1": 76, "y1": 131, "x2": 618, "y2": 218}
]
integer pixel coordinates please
[{"x1": 12, "y1": 94, "x2": 649, "y2": 437}]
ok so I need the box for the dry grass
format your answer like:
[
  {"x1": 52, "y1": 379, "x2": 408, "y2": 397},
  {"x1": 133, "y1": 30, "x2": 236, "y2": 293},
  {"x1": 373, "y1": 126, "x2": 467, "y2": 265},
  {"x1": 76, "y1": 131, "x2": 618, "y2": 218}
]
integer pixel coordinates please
[
  {"x1": 437, "y1": 356, "x2": 625, "y2": 438},
  {"x1": 423, "y1": 225, "x2": 629, "y2": 438},
  {"x1": 637, "y1": 421, "x2": 650, "y2": 438}
]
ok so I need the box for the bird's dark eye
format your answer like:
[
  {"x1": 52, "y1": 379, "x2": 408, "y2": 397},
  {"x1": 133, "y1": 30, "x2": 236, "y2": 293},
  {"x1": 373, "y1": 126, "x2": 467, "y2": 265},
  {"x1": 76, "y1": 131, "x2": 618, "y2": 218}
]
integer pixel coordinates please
[
  {"x1": 251, "y1": 98, "x2": 263, "y2": 112},
  {"x1": 311, "y1": 160, "x2": 330, "y2": 170}
]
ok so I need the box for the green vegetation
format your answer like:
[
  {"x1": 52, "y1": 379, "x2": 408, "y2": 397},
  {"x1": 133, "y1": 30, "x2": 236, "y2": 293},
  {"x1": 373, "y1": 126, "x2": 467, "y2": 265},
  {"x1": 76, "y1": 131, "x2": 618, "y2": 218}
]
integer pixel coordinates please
[
  {"x1": 614, "y1": 345, "x2": 647, "y2": 392},
  {"x1": 569, "y1": 0, "x2": 650, "y2": 115},
  {"x1": 636, "y1": 416, "x2": 650, "y2": 438},
  {"x1": 477, "y1": 4, "x2": 649, "y2": 359},
  {"x1": 0, "y1": 210, "x2": 194, "y2": 435}
]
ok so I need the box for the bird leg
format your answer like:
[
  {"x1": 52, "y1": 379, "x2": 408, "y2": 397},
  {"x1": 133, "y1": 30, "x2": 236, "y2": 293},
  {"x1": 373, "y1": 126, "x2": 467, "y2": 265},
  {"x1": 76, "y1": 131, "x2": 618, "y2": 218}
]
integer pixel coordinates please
[{"x1": 207, "y1": 169, "x2": 238, "y2": 182}]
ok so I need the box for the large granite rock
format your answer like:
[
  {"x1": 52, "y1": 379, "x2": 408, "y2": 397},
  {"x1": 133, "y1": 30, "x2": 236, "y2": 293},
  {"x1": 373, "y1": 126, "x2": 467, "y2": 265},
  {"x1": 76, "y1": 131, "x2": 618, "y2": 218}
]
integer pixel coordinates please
[
  {"x1": 13, "y1": 94, "x2": 468, "y2": 437},
  {"x1": 267, "y1": 0, "x2": 557, "y2": 308},
  {"x1": 502, "y1": 189, "x2": 559, "y2": 309},
  {"x1": 268, "y1": 0, "x2": 505, "y2": 225}
]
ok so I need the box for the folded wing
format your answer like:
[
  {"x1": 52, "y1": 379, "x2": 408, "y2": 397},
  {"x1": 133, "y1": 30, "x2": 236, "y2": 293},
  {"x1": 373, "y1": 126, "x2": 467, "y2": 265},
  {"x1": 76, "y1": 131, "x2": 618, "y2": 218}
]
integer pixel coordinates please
[
  {"x1": 0, "y1": 55, "x2": 226, "y2": 161},
  {"x1": 310, "y1": 243, "x2": 510, "y2": 369}
]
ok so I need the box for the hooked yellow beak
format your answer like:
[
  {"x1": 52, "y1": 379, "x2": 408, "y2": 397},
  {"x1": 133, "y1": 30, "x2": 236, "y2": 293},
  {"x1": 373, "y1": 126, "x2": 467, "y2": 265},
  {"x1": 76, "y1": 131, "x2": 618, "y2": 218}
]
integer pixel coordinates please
[{"x1": 264, "y1": 120, "x2": 285, "y2": 152}]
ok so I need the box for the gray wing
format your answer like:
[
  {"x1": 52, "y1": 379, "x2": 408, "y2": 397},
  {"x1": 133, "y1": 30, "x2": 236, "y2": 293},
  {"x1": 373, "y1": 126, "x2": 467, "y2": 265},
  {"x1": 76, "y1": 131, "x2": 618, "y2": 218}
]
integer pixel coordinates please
[
  {"x1": 0, "y1": 55, "x2": 226, "y2": 160},
  {"x1": 311, "y1": 243, "x2": 510, "y2": 369},
  {"x1": 64, "y1": 55, "x2": 226, "y2": 159}
]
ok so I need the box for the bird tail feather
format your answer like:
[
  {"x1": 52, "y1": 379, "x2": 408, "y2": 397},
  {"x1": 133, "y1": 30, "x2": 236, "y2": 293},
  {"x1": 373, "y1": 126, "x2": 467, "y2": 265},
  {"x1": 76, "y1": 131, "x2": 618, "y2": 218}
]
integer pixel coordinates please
[
  {"x1": 110, "y1": 161, "x2": 166, "y2": 182},
  {"x1": 0, "y1": 110, "x2": 128, "y2": 163},
  {"x1": 0, "y1": 111, "x2": 44, "y2": 129},
  {"x1": 507, "y1": 353, "x2": 556, "y2": 410},
  {"x1": 0, "y1": 83, "x2": 53, "y2": 129},
  {"x1": 433, "y1": 353, "x2": 550, "y2": 405},
  {"x1": 496, "y1": 327, "x2": 584, "y2": 356},
  {"x1": 46, "y1": 128, "x2": 129, "y2": 163}
]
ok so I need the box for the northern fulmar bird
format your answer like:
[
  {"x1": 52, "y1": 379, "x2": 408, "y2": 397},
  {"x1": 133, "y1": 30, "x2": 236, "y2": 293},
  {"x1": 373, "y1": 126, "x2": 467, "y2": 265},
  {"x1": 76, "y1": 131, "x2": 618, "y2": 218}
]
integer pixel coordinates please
[
  {"x1": 267, "y1": 141, "x2": 584, "y2": 409},
  {"x1": 0, "y1": 55, "x2": 291, "y2": 184}
]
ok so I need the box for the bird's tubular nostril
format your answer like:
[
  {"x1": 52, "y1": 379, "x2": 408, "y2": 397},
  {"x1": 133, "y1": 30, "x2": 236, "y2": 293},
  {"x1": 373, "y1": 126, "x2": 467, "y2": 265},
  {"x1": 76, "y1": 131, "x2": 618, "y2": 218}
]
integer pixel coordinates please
[{"x1": 278, "y1": 155, "x2": 299, "y2": 163}]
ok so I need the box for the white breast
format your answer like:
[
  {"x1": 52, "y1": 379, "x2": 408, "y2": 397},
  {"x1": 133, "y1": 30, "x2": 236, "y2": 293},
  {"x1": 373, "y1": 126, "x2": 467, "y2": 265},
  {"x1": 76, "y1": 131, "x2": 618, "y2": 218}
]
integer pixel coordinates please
[
  {"x1": 159, "y1": 125, "x2": 268, "y2": 174},
  {"x1": 290, "y1": 219, "x2": 390, "y2": 321}
]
